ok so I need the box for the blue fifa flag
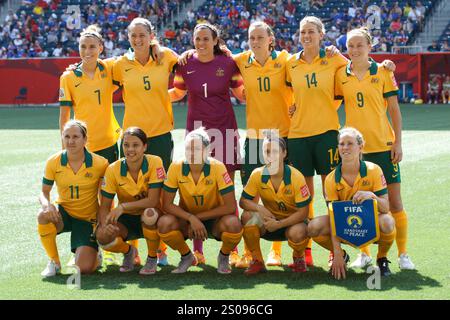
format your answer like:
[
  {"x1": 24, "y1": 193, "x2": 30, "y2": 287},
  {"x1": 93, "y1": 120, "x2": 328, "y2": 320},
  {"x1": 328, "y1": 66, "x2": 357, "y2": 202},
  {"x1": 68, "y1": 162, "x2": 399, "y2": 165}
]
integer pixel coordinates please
[{"x1": 329, "y1": 199, "x2": 380, "y2": 248}]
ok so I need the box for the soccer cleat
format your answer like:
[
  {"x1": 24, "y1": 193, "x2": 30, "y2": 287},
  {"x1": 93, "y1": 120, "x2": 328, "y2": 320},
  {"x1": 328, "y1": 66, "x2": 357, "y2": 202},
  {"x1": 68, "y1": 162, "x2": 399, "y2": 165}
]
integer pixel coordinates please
[
  {"x1": 291, "y1": 257, "x2": 308, "y2": 273},
  {"x1": 120, "y1": 246, "x2": 138, "y2": 273},
  {"x1": 172, "y1": 252, "x2": 196, "y2": 274},
  {"x1": 244, "y1": 260, "x2": 267, "y2": 276},
  {"x1": 377, "y1": 257, "x2": 392, "y2": 276},
  {"x1": 41, "y1": 260, "x2": 61, "y2": 278},
  {"x1": 229, "y1": 251, "x2": 240, "y2": 267},
  {"x1": 266, "y1": 250, "x2": 282, "y2": 267},
  {"x1": 192, "y1": 250, "x2": 206, "y2": 266},
  {"x1": 139, "y1": 256, "x2": 158, "y2": 275},
  {"x1": 104, "y1": 251, "x2": 119, "y2": 266},
  {"x1": 350, "y1": 252, "x2": 373, "y2": 269},
  {"x1": 398, "y1": 254, "x2": 416, "y2": 270},
  {"x1": 157, "y1": 251, "x2": 169, "y2": 266},
  {"x1": 217, "y1": 252, "x2": 232, "y2": 274},
  {"x1": 305, "y1": 248, "x2": 314, "y2": 267},
  {"x1": 235, "y1": 253, "x2": 253, "y2": 269},
  {"x1": 66, "y1": 254, "x2": 76, "y2": 267}
]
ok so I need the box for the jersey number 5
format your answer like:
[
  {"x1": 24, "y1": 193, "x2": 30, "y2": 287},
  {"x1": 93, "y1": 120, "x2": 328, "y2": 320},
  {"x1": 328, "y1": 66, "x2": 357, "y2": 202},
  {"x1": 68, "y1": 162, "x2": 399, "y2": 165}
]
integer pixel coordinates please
[{"x1": 143, "y1": 76, "x2": 151, "y2": 91}]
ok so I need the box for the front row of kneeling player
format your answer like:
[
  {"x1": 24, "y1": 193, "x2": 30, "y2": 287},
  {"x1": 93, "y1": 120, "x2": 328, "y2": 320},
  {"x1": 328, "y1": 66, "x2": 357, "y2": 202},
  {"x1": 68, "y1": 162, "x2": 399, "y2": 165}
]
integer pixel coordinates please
[{"x1": 38, "y1": 121, "x2": 396, "y2": 279}]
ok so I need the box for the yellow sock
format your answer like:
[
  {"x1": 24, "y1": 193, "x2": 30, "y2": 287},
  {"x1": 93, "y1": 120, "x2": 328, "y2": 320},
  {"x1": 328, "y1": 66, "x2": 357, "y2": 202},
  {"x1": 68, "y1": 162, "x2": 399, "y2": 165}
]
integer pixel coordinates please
[
  {"x1": 38, "y1": 223, "x2": 60, "y2": 265},
  {"x1": 159, "y1": 241, "x2": 167, "y2": 253},
  {"x1": 360, "y1": 245, "x2": 371, "y2": 256},
  {"x1": 377, "y1": 229, "x2": 396, "y2": 259},
  {"x1": 143, "y1": 228, "x2": 160, "y2": 258},
  {"x1": 102, "y1": 237, "x2": 130, "y2": 254},
  {"x1": 271, "y1": 241, "x2": 282, "y2": 255},
  {"x1": 243, "y1": 225, "x2": 263, "y2": 262},
  {"x1": 158, "y1": 230, "x2": 190, "y2": 256},
  {"x1": 392, "y1": 210, "x2": 408, "y2": 255},
  {"x1": 313, "y1": 235, "x2": 333, "y2": 251},
  {"x1": 288, "y1": 238, "x2": 309, "y2": 258},
  {"x1": 221, "y1": 230, "x2": 243, "y2": 255},
  {"x1": 307, "y1": 200, "x2": 315, "y2": 249}
]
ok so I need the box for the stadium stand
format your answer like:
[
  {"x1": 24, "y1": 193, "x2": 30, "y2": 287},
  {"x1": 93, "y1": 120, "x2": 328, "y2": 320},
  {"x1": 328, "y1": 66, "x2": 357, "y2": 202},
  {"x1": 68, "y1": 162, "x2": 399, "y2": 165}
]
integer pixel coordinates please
[{"x1": 0, "y1": 0, "x2": 439, "y2": 58}]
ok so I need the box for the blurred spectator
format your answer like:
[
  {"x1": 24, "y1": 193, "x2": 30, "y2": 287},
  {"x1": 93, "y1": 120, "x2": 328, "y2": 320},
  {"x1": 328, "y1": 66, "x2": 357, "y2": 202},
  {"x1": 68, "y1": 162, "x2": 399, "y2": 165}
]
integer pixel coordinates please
[
  {"x1": 441, "y1": 40, "x2": 450, "y2": 52},
  {"x1": 427, "y1": 40, "x2": 441, "y2": 52},
  {"x1": 427, "y1": 75, "x2": 440, "y2": 104},
  {"x1": 442, "y1": 75, "x2": 450, "y2": 104}
]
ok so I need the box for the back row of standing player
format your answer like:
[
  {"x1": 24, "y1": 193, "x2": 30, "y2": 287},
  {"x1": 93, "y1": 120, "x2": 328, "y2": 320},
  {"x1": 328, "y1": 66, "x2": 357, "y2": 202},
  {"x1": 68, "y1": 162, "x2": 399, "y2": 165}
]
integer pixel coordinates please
[{"x1": 51, "y1": 16, "x2": 414, "y2": 274}]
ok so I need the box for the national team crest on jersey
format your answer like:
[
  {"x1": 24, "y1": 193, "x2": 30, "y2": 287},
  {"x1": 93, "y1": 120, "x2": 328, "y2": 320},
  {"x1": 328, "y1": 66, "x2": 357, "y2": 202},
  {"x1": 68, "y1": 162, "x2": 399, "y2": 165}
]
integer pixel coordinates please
[
  {"x1": 85, "y1": 172, "x2": 93, "y2": 178},
  {"x1": 371, "y1": 77, "x2": 380, "y2": 84},
  {"x1": 156, "y1": 167, "x2": 165, "y2": 180},
  {"x1": 59, "y1": 88, "x2": 65, "y2": 98},
  {"x1": 101, "y1": 72, "x2": 107, "y2": 79},
  {"x1": 216, "y1": 68, "x2": 225, "y2": 77},
  {"x1": 274, "y1": 63, "x2": 282, "y2": 69},
  {"x1": 321, "y1": 60, "x2": 328, "y2": 65}
]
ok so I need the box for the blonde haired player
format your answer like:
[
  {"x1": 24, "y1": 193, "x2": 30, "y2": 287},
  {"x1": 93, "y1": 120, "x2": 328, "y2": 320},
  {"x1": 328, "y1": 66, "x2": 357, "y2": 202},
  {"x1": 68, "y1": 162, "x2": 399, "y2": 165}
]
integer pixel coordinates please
[
  {"x1": 308, "y1": 127, "x2": 396, "y2": 278},
  {"x1": 38, "y1": 120, "x2": 108, "y2": 277},
  {"x1": 334, "y1": 27, "x2": 414, "y2": 270},
  {"x1": 96, "y1": 127, "x2": 166, "y2": 275},
  {"x1": 158, "y1": 128, "x2": 243, "y2": 274},
  {"x1": 286, "y1": 16, "x2": 396, "y2": 267},
  {"x1": 240, "y1": 132, "x2": 311, "y2": 275}
]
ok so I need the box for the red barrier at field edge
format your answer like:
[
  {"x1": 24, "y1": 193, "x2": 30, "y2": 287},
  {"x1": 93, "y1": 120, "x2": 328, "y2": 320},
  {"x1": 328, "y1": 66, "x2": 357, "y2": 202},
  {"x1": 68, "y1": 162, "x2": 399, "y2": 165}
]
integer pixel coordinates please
[{"x1": 0, "y1": 54, "x2": 449, "y2": 105}]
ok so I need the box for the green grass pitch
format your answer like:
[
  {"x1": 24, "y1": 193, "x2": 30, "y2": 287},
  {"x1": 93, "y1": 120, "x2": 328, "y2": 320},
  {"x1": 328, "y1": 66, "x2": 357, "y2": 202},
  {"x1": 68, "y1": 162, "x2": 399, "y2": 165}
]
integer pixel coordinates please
[{"x1": 0, "y1": 104, "x2": 449, "y2": 300}]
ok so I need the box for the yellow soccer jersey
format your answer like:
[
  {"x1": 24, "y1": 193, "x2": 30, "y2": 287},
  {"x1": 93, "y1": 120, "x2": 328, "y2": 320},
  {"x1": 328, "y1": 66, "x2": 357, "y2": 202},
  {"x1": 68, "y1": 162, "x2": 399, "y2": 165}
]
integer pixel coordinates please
[
  {"x1": 335, "y1": 60, "x2": 399, "y2": 153},
  {"x1": 242, "y1": 165, "x2": 311, "y2": 219},
  {"x1": 234, "y1": 50, "x2": 293, "y2": 138},
  {"x1": 59, "y1": 59, "x2": 121, "y2": 152},
  {"x1": 112, "y1": 47, "x2": 178, "y2": 138},
  {"x1": 42, "y1": 149, "x2": 109, "y2": 221},
  {"x1": 286, "y1": 49, "x2": 348, "y2": 138},
  {"x1": 101, "y1": 154, "x2": 166, "y2": 215},
  {"x1": 163, "y1": 158, "x2": 235, "y2": 215},
  {"x1": 325, "y1": 161, "x2": 388, "y2": 203}
]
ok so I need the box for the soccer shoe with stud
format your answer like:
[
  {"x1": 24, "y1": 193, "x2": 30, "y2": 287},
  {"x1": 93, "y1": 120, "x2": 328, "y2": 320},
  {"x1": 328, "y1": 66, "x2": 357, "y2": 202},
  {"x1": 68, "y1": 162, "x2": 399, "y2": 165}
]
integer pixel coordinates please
[
  {"x1": 41, "y1": 260, "x2": 61, "y2": 278},
  {"x1": 120, "y1": 246, "x2": 138, "y2": 273},
  {"x1": 398, "y1": 254, "x2": 415, "y2": 270},
  {"x1": 172, "y1": 252, "x2": 196, "y2": 274},
  {"x1": 229, "y1": 251, "x2": 240, "y2": 267},
  {"x1": 350, "y1": 252, "x2": 373, "y2": 269},
  {"x1": 266, "y1": 250, "x2": 282, "y2": 266},
  {"x1": 244, "y1": 260, "x2": 267, "y2": 276},
  {"x1": 377, "y1": 257, "x2": 392, "y2": 276},
  {"x1": 217, "y1": 252, "x2": 232, "y2": 274},
  {"x1": 157, "y1": 251, "x2": 169, "y2": 266},
  {"x1": 235, "y1": 253, "x2": 253, "y2": 269},
  {"x1": 139, "y1": 256, "x2": 158, "y2": 275},
  {"x1": 192, "y1": 250, "x2": 206, "y2": 266},
  {"x1": 291, "y1": 257, "x2": 308, "y2": 273}
]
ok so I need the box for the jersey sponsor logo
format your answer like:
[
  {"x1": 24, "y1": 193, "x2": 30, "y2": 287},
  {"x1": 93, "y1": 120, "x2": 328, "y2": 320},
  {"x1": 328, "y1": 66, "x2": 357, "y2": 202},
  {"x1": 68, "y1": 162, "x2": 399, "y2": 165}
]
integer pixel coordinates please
[
  {"x1": 55, "y1": 171, "x2": 63, "y2": 174},
  {"x1": 291, "y1": 65, "x2": 298, "y2": 69},
  {"x1": 125, "y1": 68, "x2": 133, "y2": 72},
  {"x1": 301, "y1": 185, "x2": 309, "y2": 198},
  {"x1": 59, "y1": 88, "x2": 65, "y2": 98},
  {"x1": 371, "y1": 77, "x2": 380, "y2": 84},
  {"x1": 223, "y1": 172, "x2": 232, "y2": 185},
  {"x1": 178, "y1": 180, "x2": 189, "y2": 184},
  {"x1": 216, "y1": 68, "x2": 225, "y2": 77},
  {"x1": 75, "y1": 83, "x2": 82, "y2": 88},
  {"x1": 381, "y1": 175, "x2": 387, "y2": 186},
  {"x1": 119, "y1": 182, "x2": 126, "y2": 187},
  {"x1": 156, "y1": 167, "x2": 165, "y2": 180},
  {"x1": 341, "y1": 81, "x2": 349, "y2": 85},
  {"x1": 244, "y1": 65, "x2": 252, "y2": 69},
  {"x1": 187, "y1": 70, "x2": 196, "y2": 74}
]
